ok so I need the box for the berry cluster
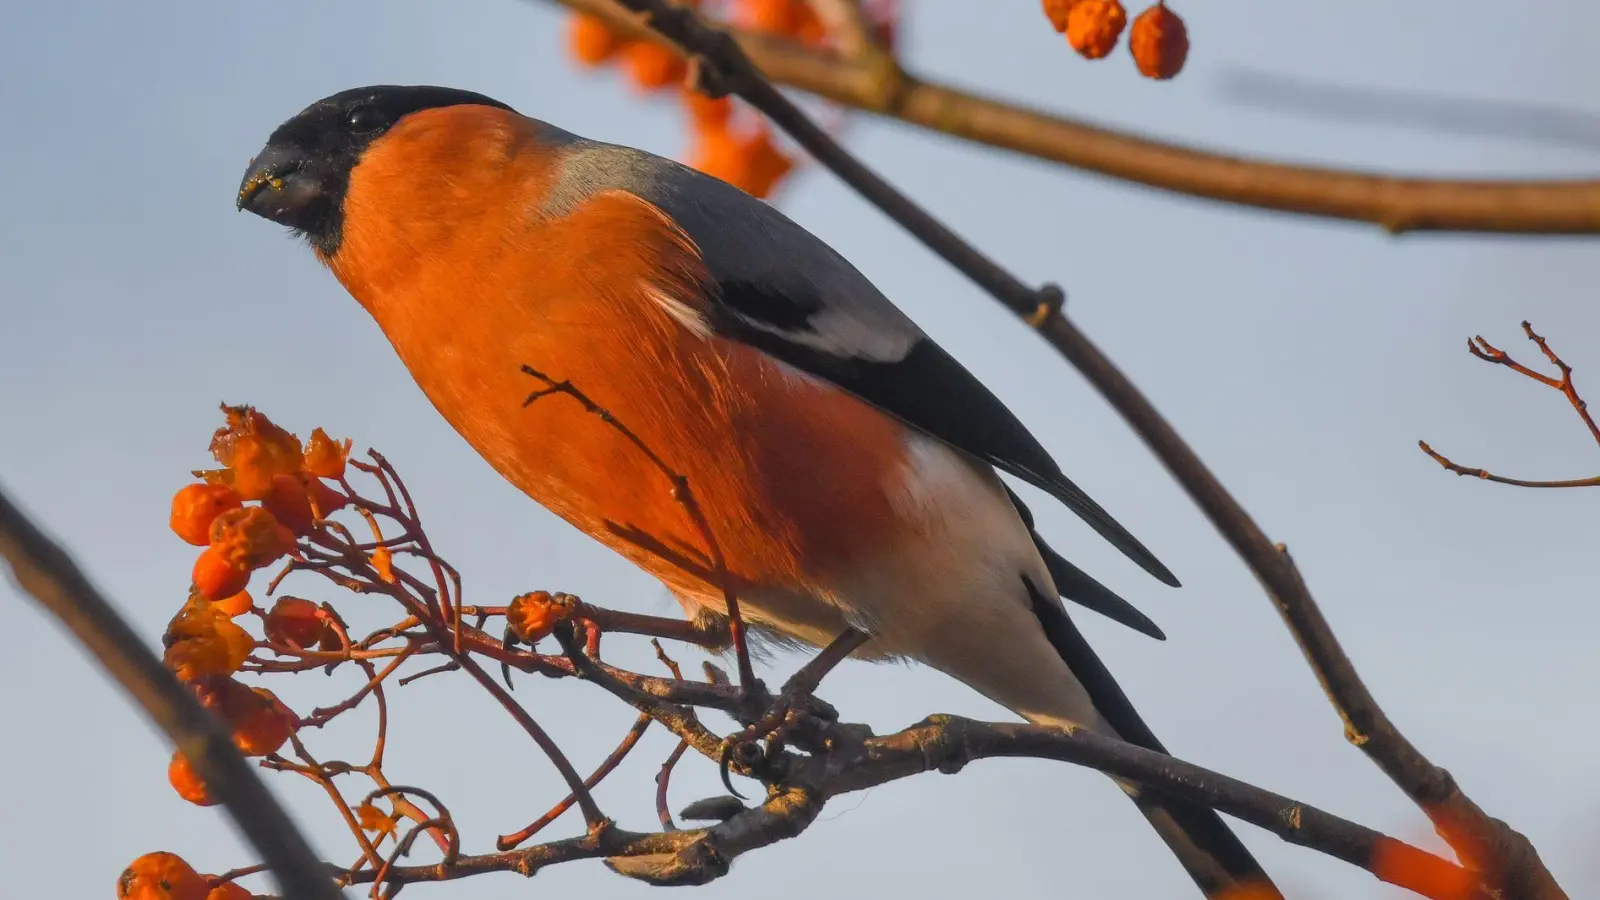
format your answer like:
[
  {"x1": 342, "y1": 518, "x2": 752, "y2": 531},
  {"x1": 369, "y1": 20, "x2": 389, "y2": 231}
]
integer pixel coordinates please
[
  {"x1": 119, "y1": 407, "x2": 364, "y2": 897},
  {"x1": 563, "y1": 0, "x2": 899, "y2": 199},
  {"x1": 1043, "y1": 0, "x2": 1188, "y2": 79},
  {"x1": 124, "y1": 404, "x2": 602, "y2": 897}
]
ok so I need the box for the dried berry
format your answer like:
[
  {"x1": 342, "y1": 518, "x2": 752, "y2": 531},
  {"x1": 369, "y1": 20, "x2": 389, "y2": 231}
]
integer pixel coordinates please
[
  {"x1": 507, "y1": 591, "x2": 579, "y2": 643},
  {"x1": 209, "y1": 506, "x2": 295, "y2": 571},
  {"x1": 1042, "y1": 0, "x2": 1080, "y2": 32},
  {"x1": 301, "y1": 427, "x2": 351, "y2": 480},
  {"x1": 1130, "y1": 2, "x2": 1187, "y2": 79},
  {"x1": 210, "y1": 405, "x2": 302, "y2": 500},
  {"x1": 263, "y1": 597, "x2": 327, "y2": 649},
  {"x1": 1067, "y1": 0, "x2": 1127, "y2": 59}
]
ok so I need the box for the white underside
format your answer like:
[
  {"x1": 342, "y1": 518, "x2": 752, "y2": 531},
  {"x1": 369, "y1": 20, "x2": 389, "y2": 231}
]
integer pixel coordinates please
[{"x1": 676, "y1": 431, "x2": 1110, "y2": 734}]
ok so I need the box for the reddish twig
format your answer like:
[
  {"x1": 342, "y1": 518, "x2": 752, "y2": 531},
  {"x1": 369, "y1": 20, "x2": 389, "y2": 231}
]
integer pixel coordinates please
[
  {"x1": 656, "y1": 739, "x2": 691, "y2": 831},
  {"x1": 1420, "y1": 322, "x2": 1600, "y2": 490},
  {"x1": 498, "y1": 714, "x2": 654, "y2": 850}
]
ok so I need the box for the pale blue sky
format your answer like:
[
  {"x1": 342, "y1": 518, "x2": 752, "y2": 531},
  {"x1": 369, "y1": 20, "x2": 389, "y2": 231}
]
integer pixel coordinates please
[{"x1": 3, "y1": 2, "x2": 1597, "y2": 898}]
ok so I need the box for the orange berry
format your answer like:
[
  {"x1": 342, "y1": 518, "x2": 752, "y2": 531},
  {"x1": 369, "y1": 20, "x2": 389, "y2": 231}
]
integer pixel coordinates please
[
  {"x1": 688, "y1": 123, "x2": 744, "y2": 181},
  {"x1": 233, "y1": 688, "x2": 295, "y2": 756},
  {"x1": 205, "y1": 885, "x2": 254, "y2": 900},
  {"x1": 194, "y1": 677, "x2": 295, "y2": 757},
  {"x1": 738, "y1": 0, "x2": 819, "y2": 39},
  {"x1": 192, "y1": 547, "x2": 250, "y2": 601},
  {"x1": 264, "y1": 597, "x2": 327, "y2": 649},
  {"x1": 209, "y1": 506, "x2": 295, "y2": 571},
  {"x1": 212, "y1": 589, "x2": 255, "y2": 617},
  {"x1": 1067, "y1": 0, "x2": 1127, "y2": 59},
  {"x1": 1042, "y1": 0, "x2": 1080, "y2": 31},
  {"x1": 740, "y1": 129, "x2": 796, "y2": 199},
  {"x1": 210, "y1": 405, "x2": 302, "y2": 501},
  {"x1": 567, "y1": 13, "x2": 624, "y2": 67},
  {"x1": 682, "y1": 91, "x2": 733, "y2": 130},
  {"x1": 301, "y1": 427, "x2": 350, "y2": 480},
  {"x1": 621, "y1": 40, "x2": 686, "y2": 93},
  {"x1": 118, "y1": 852, "x2": 208, "y2": 900},
  {"x1": 170, "y1": 484, "x2": 243, "y2": 547},
  {"x1": 507, "y1": 591, "x2": 578, "y2": 643},
  {"x1": 1130, "y1": 2, "x2": 1187, "y2": 79},
  {"x1": 168, "y1": 751, "x2": 217, "y2": 807}
]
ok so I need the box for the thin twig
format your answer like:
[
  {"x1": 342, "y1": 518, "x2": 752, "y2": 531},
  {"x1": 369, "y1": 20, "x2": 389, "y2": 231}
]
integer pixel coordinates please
[
  {"x1": 1420, "y1": 323, "x2": 1600, "y2": 491},
  {"x1": 498, "y1": 714, "x2": 653, "y2": 850}
]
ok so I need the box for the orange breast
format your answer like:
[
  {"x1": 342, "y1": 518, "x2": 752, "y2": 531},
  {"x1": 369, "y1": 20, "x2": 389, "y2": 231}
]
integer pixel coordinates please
[{"x1": 325, "y1": 107, "x2": 909, "y2": 611}]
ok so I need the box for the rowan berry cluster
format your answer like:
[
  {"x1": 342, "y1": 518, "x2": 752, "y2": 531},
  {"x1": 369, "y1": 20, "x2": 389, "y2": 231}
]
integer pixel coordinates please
[
  {"x1": 563, "y1": 0, "x2": 899, "y2": 198},
  {"x1": 124, "y1": 404, "x2": 627, "y2": 898},
  {"x1": 1042, "y1": 0, "x2": 1188, "y2": 78}
]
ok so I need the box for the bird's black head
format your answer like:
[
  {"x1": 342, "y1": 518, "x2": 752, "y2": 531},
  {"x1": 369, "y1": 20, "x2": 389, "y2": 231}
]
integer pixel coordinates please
[{"x1": 237, "y1": 85, "x2": 514, "y2": 255}]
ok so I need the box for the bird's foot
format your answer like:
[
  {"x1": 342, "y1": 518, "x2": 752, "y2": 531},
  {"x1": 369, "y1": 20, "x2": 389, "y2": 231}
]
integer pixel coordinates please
[{"x1": 717, "y1": 682, "x2": 834, "y2": 796}]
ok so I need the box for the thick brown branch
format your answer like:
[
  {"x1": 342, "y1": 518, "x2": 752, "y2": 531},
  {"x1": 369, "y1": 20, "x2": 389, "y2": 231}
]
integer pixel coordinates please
[
  {"x1": 273, "y1": 711, "x2": 1478, "y2": 898},
  {"x1": 547, "y1": 0, "x2": 1600, "y2": 234},
  {"x1": 849, "y1": 717, "x2": 1475, "y2": 900},
  {"x1": 590, "y1": 4, "x2": 1571, "y2": 898},
  {"x1": 0, "y1": 487, "x2": 347, "y2": 900}
]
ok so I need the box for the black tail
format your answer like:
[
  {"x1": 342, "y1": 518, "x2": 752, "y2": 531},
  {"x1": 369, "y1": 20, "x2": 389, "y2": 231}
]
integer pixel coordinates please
[
  {"x1": 1005, "y1": 484, "x2": 1166, "y2": 640},
  {"x1": 1026, "y1": 579, "x2": 1282, "y2": 899}
]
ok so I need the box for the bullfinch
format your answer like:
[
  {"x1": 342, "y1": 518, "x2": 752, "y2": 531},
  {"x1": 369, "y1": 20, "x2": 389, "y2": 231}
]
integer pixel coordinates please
[{"x1": 237, "y1": 84, "x2": 1278, "y2": 898}]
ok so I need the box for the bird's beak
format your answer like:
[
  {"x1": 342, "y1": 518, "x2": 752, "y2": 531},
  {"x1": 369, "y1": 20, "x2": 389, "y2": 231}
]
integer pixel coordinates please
[{"x1": 236, "y1": 144, "x2": 324, "y2": 226}]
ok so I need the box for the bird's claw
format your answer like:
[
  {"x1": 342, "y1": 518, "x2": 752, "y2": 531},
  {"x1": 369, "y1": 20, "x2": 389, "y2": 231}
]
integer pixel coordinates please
[{"x1": 716, "y1": 684, "x2": 823, "y2": 796}]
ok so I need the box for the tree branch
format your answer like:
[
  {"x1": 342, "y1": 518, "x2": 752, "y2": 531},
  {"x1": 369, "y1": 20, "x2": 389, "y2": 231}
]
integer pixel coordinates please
[
  {"x1": 0, "y1": 485, "x2": 346, "y2": 900},
  {"x1": 547, "y1": 0, "x2": 1600, "y2": 234},
  {"x1": 589, "y1": 3, "x2": 1571, "y2": 898}
]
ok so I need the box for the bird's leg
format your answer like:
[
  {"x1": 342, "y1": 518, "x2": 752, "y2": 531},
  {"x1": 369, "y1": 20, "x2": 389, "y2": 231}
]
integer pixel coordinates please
[{"x1": 720, "y1": 627, "x2": 871, "y2": 793}]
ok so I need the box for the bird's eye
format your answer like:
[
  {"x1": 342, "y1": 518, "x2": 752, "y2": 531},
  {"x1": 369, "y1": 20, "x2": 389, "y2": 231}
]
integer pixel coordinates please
[{"x1": 346, "y1": 104, "x2": 386, "y2": 134}]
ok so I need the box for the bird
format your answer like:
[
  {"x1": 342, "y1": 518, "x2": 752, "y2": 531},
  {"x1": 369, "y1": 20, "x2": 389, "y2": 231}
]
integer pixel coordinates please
[{"x1": 237, "y1": 84, "x2": 1279, "y2": 898}]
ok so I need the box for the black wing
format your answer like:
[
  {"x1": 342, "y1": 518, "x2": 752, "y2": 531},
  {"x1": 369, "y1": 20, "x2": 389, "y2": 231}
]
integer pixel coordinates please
[{"x1": 711, "y1": 278, "x2": 1179, "y2": 588}]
